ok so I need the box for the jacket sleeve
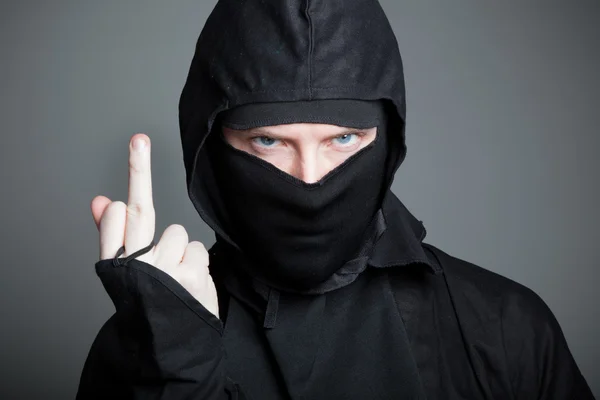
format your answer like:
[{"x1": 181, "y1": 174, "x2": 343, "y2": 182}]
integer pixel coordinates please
[
  {"x1": 76, "y1": 258, "x2": 247, "y2": 400},
  {"x1": 502, "y1": 286, "x2": 595, "y2": 399}
]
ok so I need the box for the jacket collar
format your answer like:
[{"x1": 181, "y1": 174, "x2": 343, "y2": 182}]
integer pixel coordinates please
[
  {"x1": 369, "y1": 191, "x2": 442, "y2": 275},
  {"x1": 209, "y1": 189, "x2": 440, "y2": 329}
]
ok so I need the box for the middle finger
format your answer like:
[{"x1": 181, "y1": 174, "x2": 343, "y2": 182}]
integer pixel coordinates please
[{"x1": 125, "y1": 134, "x2": 156, "y2": 257}]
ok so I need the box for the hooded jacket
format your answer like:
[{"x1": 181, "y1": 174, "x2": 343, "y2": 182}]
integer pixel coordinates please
[{"x1": 76, "y1": 0, "x2": 594, "y2": 399}]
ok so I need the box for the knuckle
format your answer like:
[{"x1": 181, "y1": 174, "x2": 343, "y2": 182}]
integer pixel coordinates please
[
  {"x1": 128, "y1": 158, "x2": 144, "y2": 174},
  {"x1": 126, "y1": 203, "x2": 149, "y2": 218},
  {"x1": 167, "y1": 224, "x2": 188, "y2": 236}
]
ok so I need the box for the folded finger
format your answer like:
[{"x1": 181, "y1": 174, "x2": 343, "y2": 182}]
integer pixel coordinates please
[
  {"x1": 181, "y1": 241, "x2": 210, "y2": 273},
  {"x1": 91, "y1": 195, "x2": 112, "y2": 231},
  {"x1": 99, "y1": 201, "x2": 127, "y2": 261},
  {"x1": 153, "y1": 224, "x2": 189, "y2": 270}
]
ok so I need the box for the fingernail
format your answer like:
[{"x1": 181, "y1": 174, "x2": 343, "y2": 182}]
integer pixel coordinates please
[{"x1": 134, "y1": 138, "x2": 146, "y2": 151}]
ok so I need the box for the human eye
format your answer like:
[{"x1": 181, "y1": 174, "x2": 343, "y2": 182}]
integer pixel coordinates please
[
  {"x1": 250, "y1": 136, "x2": 282, "y2": 150},
  {"x1": 332, "y1": 132, "x2": 365, "y2": 150}
]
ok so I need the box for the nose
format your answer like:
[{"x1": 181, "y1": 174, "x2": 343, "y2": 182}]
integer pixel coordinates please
[{"x1": 293, "y1": 152, "x2": 325, "y2": 184}]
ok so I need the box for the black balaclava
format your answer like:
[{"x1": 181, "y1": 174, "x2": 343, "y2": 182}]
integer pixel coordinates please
[{"x1": 207, "y1": 99, "x2": 389, "y2": 291}]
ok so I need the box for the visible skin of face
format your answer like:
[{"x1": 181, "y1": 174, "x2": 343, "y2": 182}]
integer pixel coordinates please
[{"x1": 222, "y1": 123, "x2": 378, "y2": 184}]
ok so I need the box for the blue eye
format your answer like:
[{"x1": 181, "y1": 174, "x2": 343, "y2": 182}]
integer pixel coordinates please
[
  {"x1": 253, "y1": 136, "x2": 280, "y2": 147},
  {"x1": 333, "y1": 134, "x2": 357, "y2": 146}
]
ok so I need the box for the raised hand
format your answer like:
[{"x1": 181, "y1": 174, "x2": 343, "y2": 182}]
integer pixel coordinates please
[{"x1": 90, "y1": 133, "x2": 219, "y2": 317}]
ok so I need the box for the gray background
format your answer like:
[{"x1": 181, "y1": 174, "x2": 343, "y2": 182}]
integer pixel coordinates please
[{"x1": 0, "y1": 1, "x2": 598, "y2": 398}]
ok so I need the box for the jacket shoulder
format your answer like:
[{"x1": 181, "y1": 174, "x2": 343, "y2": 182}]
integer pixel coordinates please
[
  {"x1": 423, "y1": 242, "x2": 546, "y2": 312},
  {"x1": 422, "y1": 244, "x2": 594, "y2": 398},
  {"x1": 422, "y1": 241, "x2": 564, "y2": 353}
]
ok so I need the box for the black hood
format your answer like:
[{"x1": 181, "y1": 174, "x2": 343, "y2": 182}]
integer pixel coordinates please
[{"x1": 178, "y1": 0, "x2": 409, "y2": 251}]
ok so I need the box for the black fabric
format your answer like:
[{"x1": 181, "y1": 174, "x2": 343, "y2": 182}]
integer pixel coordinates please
[
  {"x1": 207, "y1": 103, "x2": 388, "y2": 292},
  {"x1": 220, "y1": 99, "x2": 385, "y2": 130},
  {"x1": 76, "y1": 197, "x2": 595, "y2": 399},
  {"x1": 76, "y1": 0, "x2": 595, "y2": 399},
  {"x1": 175, "y1": 0, "x2": 408, "y2": 252}
]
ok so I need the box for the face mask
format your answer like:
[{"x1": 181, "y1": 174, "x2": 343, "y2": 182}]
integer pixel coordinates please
[{"x1": 207, "y1": 100, "x2": 389, "y2": 291}]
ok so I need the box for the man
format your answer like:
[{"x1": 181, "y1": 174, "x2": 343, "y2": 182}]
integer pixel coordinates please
[{"x1": 77, "y1": 0, "x2": 594, "y2": 399}]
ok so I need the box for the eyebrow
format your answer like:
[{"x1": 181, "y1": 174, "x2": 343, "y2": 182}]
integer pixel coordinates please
[{"x1": 245, "y1": 127, "x2": 373, "y2": 138}]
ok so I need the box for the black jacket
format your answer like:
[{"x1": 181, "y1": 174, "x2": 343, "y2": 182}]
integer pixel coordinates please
[{"x1": 77, "y1": 0, "x2": 594, "y2": 398}]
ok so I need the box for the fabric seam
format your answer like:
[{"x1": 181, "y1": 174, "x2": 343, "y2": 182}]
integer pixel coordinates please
[
  {"x1": 442, "y1": 271, "x2": 492, "y2": 398},
  {"x1": 305, "y1": 0, "x2": 314, "y2": 99},
  {"x1": 500, "y1": 293, "x2": 518, "y2": 399},
  {"x1": 231, "y1": 85, "x2": 388, "y2": 95},
  {"x1": 385, "y1": 269, "x2": 427, "y2": 394}
]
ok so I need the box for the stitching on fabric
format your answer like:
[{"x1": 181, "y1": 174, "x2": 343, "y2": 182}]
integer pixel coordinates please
[
  {"x1": 311, "y1": 86, "x2": 376, "y2": 90},
  {"x1": 376, "y1": 258, "x2": 430, "y2": 269},
  {"x1": 386, "y1": 269, "x2": 409, "y2": 327},
  {"x1": 233, "y1": 84, "x2": 383, "y2": 95},
  {"x1": 441, "y1": 269, "x2": 492, "y2": 398},
  {"x1": 500, "y1": 293, "x2": 518, "y2": 399},
  {"x1": 421, "y1": 243, "x2": 444, "y2": 275},
  {"x1": 305, "y1": 0, "x2": 313, "y2": 99},
  {"x1": 384, "y1": 269, "x2": 427, "y2": 390},
  {"x1": 188, "y1": 101, "x2": 233, "y2": 245},
  {"x1": 222, "y1": 117, "x2": 379, "y2": 130}
]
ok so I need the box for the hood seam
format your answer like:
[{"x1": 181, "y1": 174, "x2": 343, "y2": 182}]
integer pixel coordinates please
[{"x1": 305, "y1": 0, "x2": 314, "y2": 99}]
